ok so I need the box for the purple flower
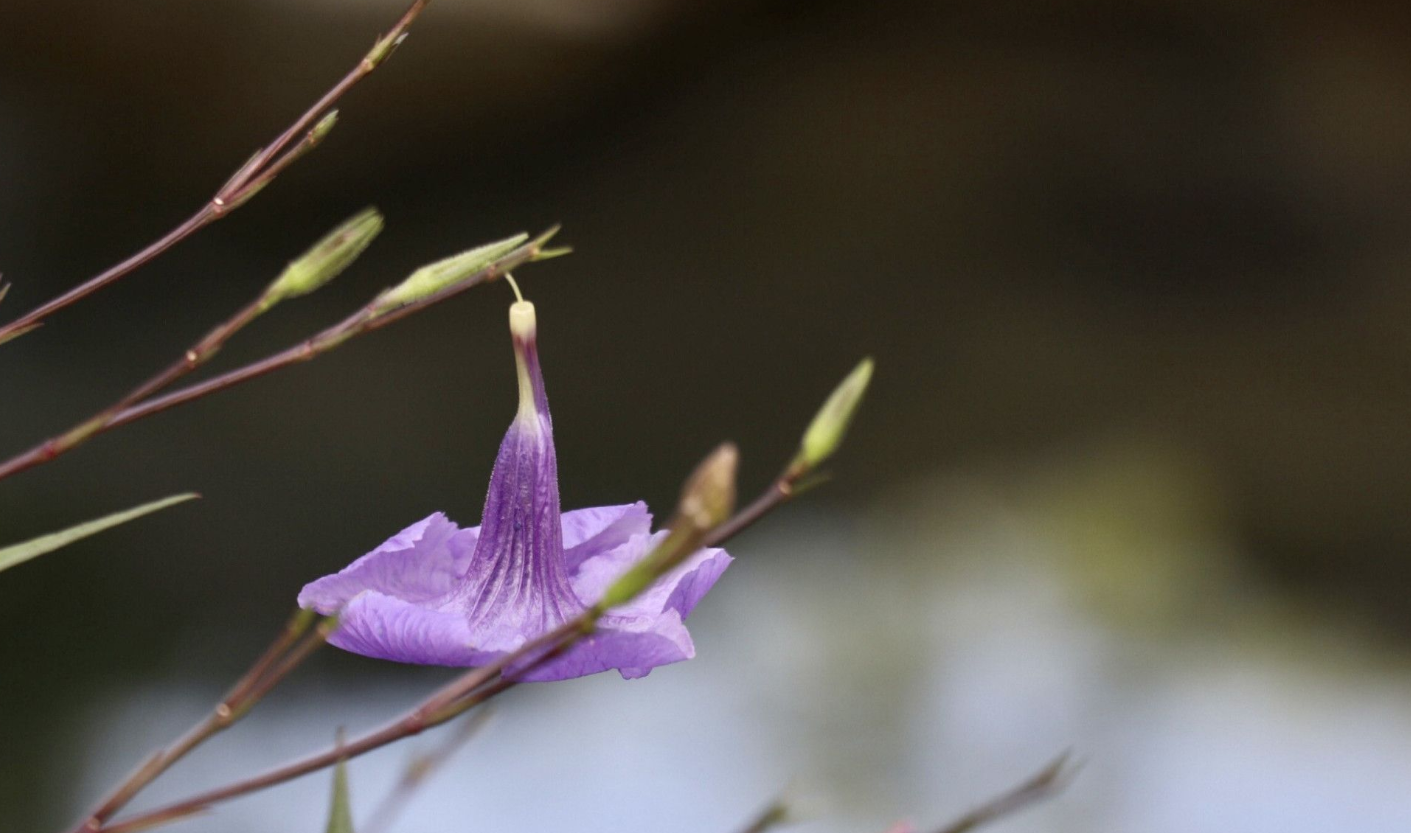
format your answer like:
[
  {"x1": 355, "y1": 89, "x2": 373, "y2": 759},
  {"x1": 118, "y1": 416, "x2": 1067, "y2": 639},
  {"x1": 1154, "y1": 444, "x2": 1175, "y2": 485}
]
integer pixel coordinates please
[{"x1": 299, "y1": 299, "x2": 731, "y2": 681}]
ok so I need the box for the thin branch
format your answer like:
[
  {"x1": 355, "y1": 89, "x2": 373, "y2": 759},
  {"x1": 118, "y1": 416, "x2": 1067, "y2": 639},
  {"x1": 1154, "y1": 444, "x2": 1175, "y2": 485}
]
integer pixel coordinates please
[
  {"x1": 927, "y1": 753, "x2": 1077, "y2": 833},
  {"x1": 110, "y1": 228, "x2": 556, "y2": 432},
  {"x1": 0, "y1": 229, "x2": 555, "y2": 482},
  {"x1": 0, "y1": 293, "x2": 268, "y2": 481},
  {"x1": 0, "y1": 0, "x2": 429, "y2": 344},
  {"x1": 68, "y1": 611, "x2": 333, "y2": 833},
  {"x1": 734, "y1": 797, "x2": 792, "y2": 833},
  {"x1": 361, "y1": 709, "x2": 495, "y2": 833},
  {"x1": 705, "y1": 478, "x2": 792, "y2": 546},
  {"x1": 101, "y1": 445, "x2": 763, "y2": 833},
  {"x1": 102, "y1": 632, "x2": 555, "y2": 833}
]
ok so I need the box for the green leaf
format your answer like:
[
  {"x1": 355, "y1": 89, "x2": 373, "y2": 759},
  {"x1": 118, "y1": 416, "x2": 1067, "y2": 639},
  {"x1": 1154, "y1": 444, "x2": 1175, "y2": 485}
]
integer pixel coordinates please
[
  {"x1": 324, "y1": 754, "x2": 355, "y2": 833},
  {"x1": 0, "y1": 493, "x2": 199, "y2": 576}
]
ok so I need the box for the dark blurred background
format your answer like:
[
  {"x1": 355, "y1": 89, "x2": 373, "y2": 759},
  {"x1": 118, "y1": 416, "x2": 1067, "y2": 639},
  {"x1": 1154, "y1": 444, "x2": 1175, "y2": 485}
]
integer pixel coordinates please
[{"x1": 4, "y1": 0, "x2": 1411, "y2": 830}]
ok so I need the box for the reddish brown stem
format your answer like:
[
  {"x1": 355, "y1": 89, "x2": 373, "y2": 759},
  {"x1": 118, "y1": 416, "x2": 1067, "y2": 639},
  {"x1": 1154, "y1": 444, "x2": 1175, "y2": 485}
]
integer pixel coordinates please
[
  {"x1": 0, "y1": 294, "x2": 269, "y2": 482},
  {"x1": 0, "y1": 228, "x2": 553, "y2": 483},
  {"x1": 102, "y1": 676, "x2": 520, "y2": 833},
  {"x1": 99, "y1": 463, "x2": 772, "y2": 833},
  {"x1": 69, "y1": 611, "x2": 327, "y2": 833},
  {"x1": 0, "y1": 210, "x2": 213, "y2": 345},
  {"x1": 0, "y1": 0, "x2": 429, "y2": 345},
  {"x1": 361, "y1": 709, "x2": 494, "y2": 833},
  {"x1": 928, "y1": 753, "x2": 1077, "y2": 833},
  {"x1": 705, "y1": 475, "x2": 795, "y2": 546}
]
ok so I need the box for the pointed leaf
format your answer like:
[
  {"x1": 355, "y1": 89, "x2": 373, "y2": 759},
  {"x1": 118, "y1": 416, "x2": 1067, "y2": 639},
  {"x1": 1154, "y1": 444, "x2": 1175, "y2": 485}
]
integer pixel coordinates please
[
  {"x1": 324, "y1": 754, "x2": 355, "y2": 833},
  {"x1": 0, "y1": 493, "x2": 199, "y2": 575}
]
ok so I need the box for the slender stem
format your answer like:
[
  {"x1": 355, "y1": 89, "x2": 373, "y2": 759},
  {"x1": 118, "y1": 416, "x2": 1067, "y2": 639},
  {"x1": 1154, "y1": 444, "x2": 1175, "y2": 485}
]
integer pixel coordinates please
[
  {"x1": 69, "y1": 611, "x2": 326, "y2": 833},
  {"x1": 109, "y1": 231, "x2": 554, "y2": 428},
  {"x1": 0, "y1": 293, "x2": 270, "y2": 482},
  {"x1": 361, "y1": 709, "x2": 494, "y2": 833},
  {"x1": 99, "y1": 466, "x2": 780, "y2": 833},
  {"x1": 235, "y1": 619, "x2": 341, "y2": 714},
  {"x1": 928, "y1": 753, "x2": 1077, "y2": 833},
  {"x1": 0, "y1": 210, "x2": 214, "y2": 344},
  {"x1": 734, "y1": 798, "x2": 791, "y2": 833},
  {"x1": 103, "y1": 678, "x2": 514, "y2": 833},
  {"x1": 218, "y1": 612, "x2": 319, "y2": 714},
  {"x1": 233, "y1": 0, "x2": 428, "y2": 192},
  {"x1": 706, "y1": 468, "x2": 802, "y2": 546},
  {"x1": 0, "y1": 229, "x2": 553, "y2": 483},
  {"x1": 0, "y1": 0, "x2": 430, "y2": 345}
]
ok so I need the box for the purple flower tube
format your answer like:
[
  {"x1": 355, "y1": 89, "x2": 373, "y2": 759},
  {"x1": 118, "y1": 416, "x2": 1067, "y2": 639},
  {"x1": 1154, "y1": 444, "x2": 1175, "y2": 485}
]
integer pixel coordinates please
[{"x1": 299, "y1": 298, "x2": 731, "y2": 681}]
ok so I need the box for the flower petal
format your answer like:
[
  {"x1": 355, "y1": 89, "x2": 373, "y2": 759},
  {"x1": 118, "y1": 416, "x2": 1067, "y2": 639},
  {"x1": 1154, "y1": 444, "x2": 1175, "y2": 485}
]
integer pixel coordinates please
[
  {"x1": 569, "y1": 530, "x2": 733, "y2": 620},
  {"x1": 561, "y1": 501, "x2": 653, "y2": 570},
  {"x1": 297, "y1": 513, "x2": 476, "y2": 615},
  {"x1": 329, "y1": 591, "x2": 498, "y2": 667},
  {"x1": 506, "y1": 608, "x2": 695, "y2": 681}
]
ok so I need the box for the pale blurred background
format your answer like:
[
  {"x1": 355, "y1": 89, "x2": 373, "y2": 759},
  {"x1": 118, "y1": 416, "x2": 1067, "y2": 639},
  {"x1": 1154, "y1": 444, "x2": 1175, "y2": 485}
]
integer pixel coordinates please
[{"x1": 4, "y1": 0, "x2": 1411, "y2": 830}]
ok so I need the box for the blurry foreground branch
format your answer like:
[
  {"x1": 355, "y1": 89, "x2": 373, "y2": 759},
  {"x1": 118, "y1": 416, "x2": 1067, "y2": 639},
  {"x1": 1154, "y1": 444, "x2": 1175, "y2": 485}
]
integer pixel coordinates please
[
  {"x1": 95, "y1": 361, "x2": 873, "y2": 833},
  {"x1": 910, "y1": 753, "x2": 1077, "y2": 833},
  {"x1": 361, "y1": 709, "x2": 495, "y2": 833}
]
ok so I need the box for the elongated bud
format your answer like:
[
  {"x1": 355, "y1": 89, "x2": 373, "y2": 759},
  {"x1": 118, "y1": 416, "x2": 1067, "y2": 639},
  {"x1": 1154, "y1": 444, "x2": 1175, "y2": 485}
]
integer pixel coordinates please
[
  {"x1": 0, "y1": 282, "x2": 10, "y2": 306},
  {"x1": 310, "y1": 110, "x2": 339, "y2": 144},
  {"x1": 364, "y1": 29, "x2": 409, "y2": 69},
  {"x1": 678, "y1": 442, "x2": 739, "y2": 532},
  {"x1": 372, "y1": 233, "x2": 529, "y2": 312},
  {"x1": 791, "y1": 357, "x2": 873, "y2": 476},
  {"x1": 264, "y1": 208, "x2": 384, "y2": 305}
]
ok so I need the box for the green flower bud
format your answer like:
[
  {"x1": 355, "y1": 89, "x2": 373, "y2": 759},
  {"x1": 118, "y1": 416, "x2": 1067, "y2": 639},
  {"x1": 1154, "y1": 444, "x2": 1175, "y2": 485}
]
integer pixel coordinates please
[
  {"x1": 594, "y1": 533, "x2": 682, "y2": 612},
  {"x1": 372, "y1": 233, "x2": 529, "y2": 312},
  {"x1": 678, "y1": 442, "x2": 739, "y2": 532},
  {"x1": 597, "y1": 443, "x2": 738, "y2": 611},
  {"x1": 364, "y1": 30, "x2": 408, "y2": 70},
  {"x1": 794, "y1": 357, "x2": 873, "y2": 474},
  {"x1": 264, "y1": 208, "x2": 384, "y2": 305}
]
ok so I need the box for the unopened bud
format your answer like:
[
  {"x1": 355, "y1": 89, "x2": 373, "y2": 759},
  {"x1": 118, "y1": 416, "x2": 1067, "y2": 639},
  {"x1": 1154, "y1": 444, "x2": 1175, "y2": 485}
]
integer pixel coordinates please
[
  {"x1": 265, "y1": 208, "x2": 384, "y2": 305},
  {"x1": 678, "y1": 442, "x2": 739, "y2": 532},
  {"x1": 596, "y1": 443, "x2": 738, "y2": 612},
  {"x1": 365, "y1": 30, "x2": 408, "y2": 70},
  {"x1": 793, "y1": 357, "x2": 873, "y2": 476},
  {"x1": 372, "y1": 233, "x2": 529, "y2": 312},
  {"x1": 310, "y1": 110, "x2": 339, "y2": 145}
]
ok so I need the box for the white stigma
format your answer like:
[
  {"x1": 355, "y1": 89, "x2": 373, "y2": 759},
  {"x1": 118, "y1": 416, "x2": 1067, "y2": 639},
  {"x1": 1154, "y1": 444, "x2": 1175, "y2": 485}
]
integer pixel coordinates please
[
  {"x1": 510, "y1": 301, "x2": 539, "y2": 425},
  {"x1": 509, "y1": 300, "x2": 536, "y2": 339}
]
